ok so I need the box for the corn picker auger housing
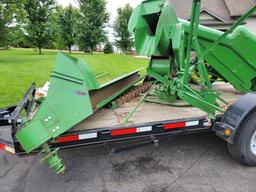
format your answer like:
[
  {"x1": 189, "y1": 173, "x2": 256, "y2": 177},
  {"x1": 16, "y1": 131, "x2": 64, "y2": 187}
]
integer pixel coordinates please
[
  {"x1": 1, "y1": 0, "x2": 256, "y2": 174},
  {"x1": 129, "y1": 0, "x2": 256, "y2": 117}
]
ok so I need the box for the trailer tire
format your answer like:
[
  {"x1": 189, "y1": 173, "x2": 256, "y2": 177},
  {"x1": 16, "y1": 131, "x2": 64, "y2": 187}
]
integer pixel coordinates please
[{"x1": 227, "y1": 111, "x2": 256, "y2": 166}]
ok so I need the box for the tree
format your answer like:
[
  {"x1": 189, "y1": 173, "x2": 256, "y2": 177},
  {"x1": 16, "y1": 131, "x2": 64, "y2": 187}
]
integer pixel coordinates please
[
  {"x1": 9, "y1": 27, "x2": 31, "y2": 48},
  {"x1": 77, "y1": 0, "x2": 109, "y2": 54},
  {"x1": 58, "y1": 5, "x2": 78, "y2": 53},
  {"x1": 49, "y1": 5, "x2": 65, "y2": 49},
  {"x1": 113, "y1": 4, "x2": 134, "y2": 52},
  {"x1": 24, "y1": 0, "x2": 56, "y2": 54},
  {"x1": 0, "y1": 0, "x2": 26, "y2": 47},
  {"x1": 103, "y1": 41, "x2": 113, "y2": 54}
]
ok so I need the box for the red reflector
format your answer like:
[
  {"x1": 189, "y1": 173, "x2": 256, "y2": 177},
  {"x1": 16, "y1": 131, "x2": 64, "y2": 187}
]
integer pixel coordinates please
[
  {"x1": 111, "y1": 128, "x2": 137, "y2": 136},
  {"x1": 164, "y1": 122, "x2": 186, "y2": 129},
  {"x1": 57, "y1": 135, "x2": 79, "y2": 143},
  {"x1": 0, "y1": 144, "x2": 5, "y2": 150}
]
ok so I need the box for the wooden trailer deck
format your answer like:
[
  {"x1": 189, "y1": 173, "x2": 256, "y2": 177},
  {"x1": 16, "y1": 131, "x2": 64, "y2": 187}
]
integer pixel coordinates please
[{"x1": 72, "y1": 82, "x2": 243, "y2": 131}]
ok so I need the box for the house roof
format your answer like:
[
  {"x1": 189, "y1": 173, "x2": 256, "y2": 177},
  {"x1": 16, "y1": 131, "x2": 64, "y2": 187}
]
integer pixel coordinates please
[
  {"x1": 171, "y1": 0, "x2": 256, "y2": 22},
  {"x1": 224, "y1": 0, "x2": 256, "y2": 17},
  {"x1": 171, "y1": 0, "x2": 234, "y2": 22}
]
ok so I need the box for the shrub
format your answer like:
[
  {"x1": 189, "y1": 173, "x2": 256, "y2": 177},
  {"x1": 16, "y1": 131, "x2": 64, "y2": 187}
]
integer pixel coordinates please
[{"x1": 103, "y1": 42, "x2": 114, "y2": 54}]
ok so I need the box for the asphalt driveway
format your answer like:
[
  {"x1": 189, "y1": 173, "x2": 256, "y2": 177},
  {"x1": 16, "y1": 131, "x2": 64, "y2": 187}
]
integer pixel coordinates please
[{"x1": 1, "y1": 132, "x2": 256, "y2": 192}]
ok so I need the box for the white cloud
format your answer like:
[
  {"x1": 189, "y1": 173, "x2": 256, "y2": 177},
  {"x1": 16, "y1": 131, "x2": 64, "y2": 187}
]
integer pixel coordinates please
[
  {"x1": 57, "y1": 0, "x2": 143, "y2": 41},
  {"x1": 57, "y1": 0, "x2": 78, "y2": 7},
  {"x1": 106, "y1": 0, "x2": 142, "y2": 22},
  {"x1": 106, "y1": 0, "x2": 143, "y2": 41}
]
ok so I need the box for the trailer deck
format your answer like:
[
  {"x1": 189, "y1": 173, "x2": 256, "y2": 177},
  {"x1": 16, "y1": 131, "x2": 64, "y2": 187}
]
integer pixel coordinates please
[{"x1": 73, "y1": 82, "x2": 242, "y2": 131}]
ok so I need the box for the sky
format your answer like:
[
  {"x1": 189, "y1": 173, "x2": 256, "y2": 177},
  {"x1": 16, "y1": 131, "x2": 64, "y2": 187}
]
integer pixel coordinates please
[{"x1": 56, "y1": 0, "x2": 143, "y2": 41}]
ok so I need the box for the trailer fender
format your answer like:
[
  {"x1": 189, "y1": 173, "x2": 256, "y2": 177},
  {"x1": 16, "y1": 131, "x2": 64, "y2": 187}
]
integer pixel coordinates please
[{"x1": 213, "y1": 93, "x2": 256, "y2": 144}]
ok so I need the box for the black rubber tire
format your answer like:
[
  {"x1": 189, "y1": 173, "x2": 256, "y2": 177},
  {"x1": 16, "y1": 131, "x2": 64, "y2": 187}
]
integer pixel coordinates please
[{"x1": 227, "y1": 111, "x2": 256, "y2": 166}]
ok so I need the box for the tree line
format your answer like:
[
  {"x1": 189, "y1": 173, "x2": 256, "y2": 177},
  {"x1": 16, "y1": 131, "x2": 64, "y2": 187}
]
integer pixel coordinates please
[{"x1": 0, "y1": 0, "x2": 134, "y2": 54}]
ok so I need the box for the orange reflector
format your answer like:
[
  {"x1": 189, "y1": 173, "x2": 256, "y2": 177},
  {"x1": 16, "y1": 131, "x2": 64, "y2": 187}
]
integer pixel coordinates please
[{"x1": 224, "y1": 129, "x2": 232, "y2": 136}]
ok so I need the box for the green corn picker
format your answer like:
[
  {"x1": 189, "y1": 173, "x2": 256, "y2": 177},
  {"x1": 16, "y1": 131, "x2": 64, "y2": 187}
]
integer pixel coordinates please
[
  {"x1": 128, "y1": 0, "x2": 256, "y2": 118},
  {"x1": 1, "y1": 0, "x2": 256, "y2": 174}
]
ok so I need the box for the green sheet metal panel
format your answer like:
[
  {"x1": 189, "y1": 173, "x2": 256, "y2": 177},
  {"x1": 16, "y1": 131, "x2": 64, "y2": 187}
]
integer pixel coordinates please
[
  {"x1": 128, "y1": 0, "x2": 178, "y2": 56},
  {"x1": 16, "y1": 53, "x2": 94, "y2": 152},
  {"x1": 181, "y1": 19, "x2": 256, "y2": 92}
]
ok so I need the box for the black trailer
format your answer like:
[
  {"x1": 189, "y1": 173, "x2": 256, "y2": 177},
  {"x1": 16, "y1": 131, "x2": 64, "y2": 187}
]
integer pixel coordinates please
[{"x1": 1, "y1": 83, "x2": 256, "y2": 167}]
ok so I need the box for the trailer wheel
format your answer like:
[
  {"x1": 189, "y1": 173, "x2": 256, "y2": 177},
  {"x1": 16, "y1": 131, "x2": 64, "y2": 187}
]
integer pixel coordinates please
[{"x1": 227, "y1": 111, "x2": 256, "y2": 166}]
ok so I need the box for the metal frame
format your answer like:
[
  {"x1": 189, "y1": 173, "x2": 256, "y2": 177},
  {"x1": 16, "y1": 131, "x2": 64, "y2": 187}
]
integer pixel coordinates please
[
  {"x1": 0, "y1": 84, "x2": 36, "y2": 153},
  {"x1": 1, "y1": 101, "x2": 211, "y2": 155}
]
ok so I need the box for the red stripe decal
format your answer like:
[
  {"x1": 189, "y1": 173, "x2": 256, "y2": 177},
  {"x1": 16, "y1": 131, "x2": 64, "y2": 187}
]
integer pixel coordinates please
[
  {"x1": 111, "y1": 128, "x2": 137, "y2": 136},
  {"x1": 57, "y1": 135, "x2": 79, "y2": 143},
  {"x1": 164, "y1": 122, "x2": 186, "y2": 130},
  {"x1": 0, "y1": 143, "x2": 5, "y2": 150}
]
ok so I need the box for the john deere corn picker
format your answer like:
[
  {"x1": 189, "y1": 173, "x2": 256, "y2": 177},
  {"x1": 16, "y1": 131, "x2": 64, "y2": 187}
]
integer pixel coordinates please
[{"x1": 1, "y1": 0, "x2": 256, "y2": 174}]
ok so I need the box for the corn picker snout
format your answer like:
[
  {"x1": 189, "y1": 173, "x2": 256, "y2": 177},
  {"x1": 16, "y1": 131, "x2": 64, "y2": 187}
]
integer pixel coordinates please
[{"x1": 15, "y1": 53, "x2": 143, "y2": 173}]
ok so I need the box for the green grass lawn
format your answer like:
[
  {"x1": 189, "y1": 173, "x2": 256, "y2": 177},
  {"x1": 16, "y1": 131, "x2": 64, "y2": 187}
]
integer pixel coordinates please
[{"x1": 0, "y1": 48, "x2": 148, "y2": 108}]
